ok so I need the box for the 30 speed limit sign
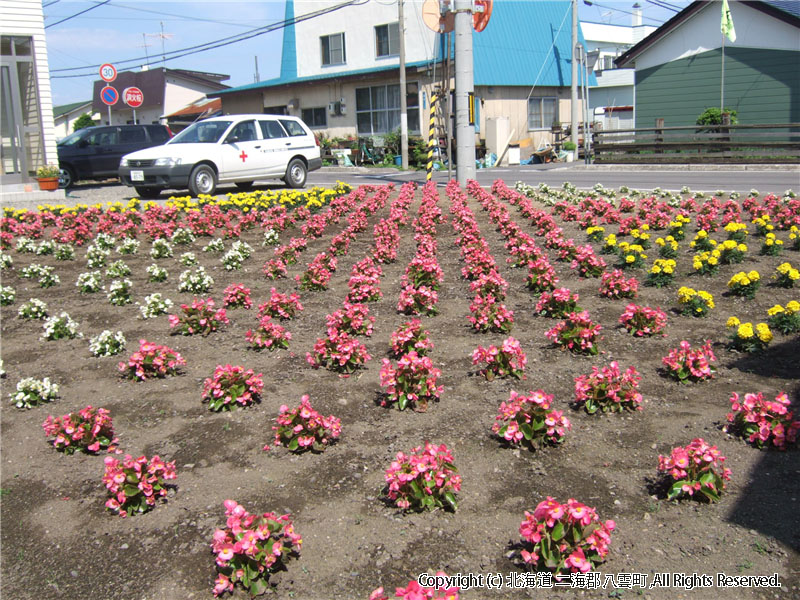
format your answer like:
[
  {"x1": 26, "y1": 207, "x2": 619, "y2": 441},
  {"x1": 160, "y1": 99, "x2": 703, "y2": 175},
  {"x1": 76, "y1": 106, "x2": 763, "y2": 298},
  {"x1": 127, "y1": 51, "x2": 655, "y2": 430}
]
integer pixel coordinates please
[{"x1": 99, "y1": 63, "x2": 117, "y2": 83}]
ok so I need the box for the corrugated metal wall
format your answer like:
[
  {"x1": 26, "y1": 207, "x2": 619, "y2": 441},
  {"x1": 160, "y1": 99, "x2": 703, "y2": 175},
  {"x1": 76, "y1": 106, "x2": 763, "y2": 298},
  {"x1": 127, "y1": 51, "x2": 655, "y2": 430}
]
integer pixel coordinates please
[{"x1": 635, "y1": 47, "x2": 799, "y2": 128}]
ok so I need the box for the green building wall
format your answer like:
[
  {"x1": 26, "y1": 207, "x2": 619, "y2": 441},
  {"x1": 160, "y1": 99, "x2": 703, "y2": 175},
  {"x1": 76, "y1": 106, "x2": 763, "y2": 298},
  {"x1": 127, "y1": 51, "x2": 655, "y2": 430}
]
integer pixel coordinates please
[{"x1": 635, "y1": 47, "x2": 799, "y2": 128}]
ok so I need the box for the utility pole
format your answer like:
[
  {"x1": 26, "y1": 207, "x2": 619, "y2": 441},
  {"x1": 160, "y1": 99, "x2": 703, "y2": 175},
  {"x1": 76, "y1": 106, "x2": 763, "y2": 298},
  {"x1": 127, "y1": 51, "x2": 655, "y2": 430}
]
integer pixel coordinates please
[
  {"x1": 454, "y1": 0, "x2": 476, "y2": 184},
  {"x1": 399, "y1": 0, "x2": 408, "y2": 170},
  {"x1": 571, "y1": 0, "x2": 579, "y2": 151}
]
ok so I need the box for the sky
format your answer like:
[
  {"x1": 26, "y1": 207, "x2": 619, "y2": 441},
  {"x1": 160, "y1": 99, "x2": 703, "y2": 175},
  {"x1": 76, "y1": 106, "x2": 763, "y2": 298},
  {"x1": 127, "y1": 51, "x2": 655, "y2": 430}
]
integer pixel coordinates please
[{"x1": 44, "y1": 0, "x2": 692, "y2": 107}]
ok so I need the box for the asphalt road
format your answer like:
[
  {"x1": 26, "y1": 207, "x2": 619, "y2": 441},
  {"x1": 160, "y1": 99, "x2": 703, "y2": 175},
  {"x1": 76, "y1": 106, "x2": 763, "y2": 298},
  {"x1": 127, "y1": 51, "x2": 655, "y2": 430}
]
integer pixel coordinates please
[{"x1": 310, "y1": 164, "x2": 800, "y2": 195}]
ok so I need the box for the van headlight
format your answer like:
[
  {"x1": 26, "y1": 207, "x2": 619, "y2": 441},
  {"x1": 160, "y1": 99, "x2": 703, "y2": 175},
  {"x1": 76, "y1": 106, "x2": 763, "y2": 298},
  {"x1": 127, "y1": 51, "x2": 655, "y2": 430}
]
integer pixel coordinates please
[
  {"x1": 154, "y1": 157, "x2": 182, "y2": 167},
  {"x1": 120, "y1": 157, "x2": 129, "y2": 167}
]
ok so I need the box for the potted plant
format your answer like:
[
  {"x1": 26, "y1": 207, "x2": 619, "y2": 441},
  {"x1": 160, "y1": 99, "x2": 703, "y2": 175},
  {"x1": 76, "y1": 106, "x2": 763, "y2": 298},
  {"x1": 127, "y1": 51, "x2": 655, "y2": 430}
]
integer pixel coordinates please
[
  {"x1": 36, "y1": 164, "x2": 61, "y2": 191},
  {"x1": 562, "y1": 140, "x2": 577, "y2": 162}
]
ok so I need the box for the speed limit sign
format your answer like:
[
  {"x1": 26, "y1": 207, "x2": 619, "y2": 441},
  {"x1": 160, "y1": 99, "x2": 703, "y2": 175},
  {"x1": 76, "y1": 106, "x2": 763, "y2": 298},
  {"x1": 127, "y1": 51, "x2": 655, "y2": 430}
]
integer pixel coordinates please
[{"x1": 99, "y1": 63, "x2": 117, "y2": 83}]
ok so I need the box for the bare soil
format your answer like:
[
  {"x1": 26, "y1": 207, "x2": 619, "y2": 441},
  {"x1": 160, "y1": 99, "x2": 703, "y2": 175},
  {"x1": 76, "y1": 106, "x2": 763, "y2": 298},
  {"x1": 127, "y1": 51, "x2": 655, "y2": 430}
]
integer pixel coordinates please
[{"x1": 1, "y1": 183, "x2": 798, "y2": 600}]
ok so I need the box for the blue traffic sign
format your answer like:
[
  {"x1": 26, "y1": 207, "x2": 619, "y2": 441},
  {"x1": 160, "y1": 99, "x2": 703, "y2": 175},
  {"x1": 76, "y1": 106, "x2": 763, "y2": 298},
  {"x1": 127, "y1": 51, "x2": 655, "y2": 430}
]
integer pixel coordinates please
[{"x1": 101, "y1": 85, "x2": 119, "y2": 106}]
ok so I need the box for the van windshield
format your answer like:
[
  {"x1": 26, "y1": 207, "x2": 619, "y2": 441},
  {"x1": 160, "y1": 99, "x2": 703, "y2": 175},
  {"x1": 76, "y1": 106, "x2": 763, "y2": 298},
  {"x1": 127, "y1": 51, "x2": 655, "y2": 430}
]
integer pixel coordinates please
[
  {"x1": 57, "y1": 130, "x2": 87, "y2": 146},
  {"x1": 169, "y1": 120, "x2": 232, "y2": 144}
]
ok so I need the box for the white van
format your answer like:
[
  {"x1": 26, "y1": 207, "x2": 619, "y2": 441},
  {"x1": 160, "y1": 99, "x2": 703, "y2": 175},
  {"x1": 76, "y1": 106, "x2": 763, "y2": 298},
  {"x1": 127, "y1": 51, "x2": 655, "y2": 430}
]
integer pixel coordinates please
[{"x1": 118, "y1": 114, "x2": 322, "y2": 198}]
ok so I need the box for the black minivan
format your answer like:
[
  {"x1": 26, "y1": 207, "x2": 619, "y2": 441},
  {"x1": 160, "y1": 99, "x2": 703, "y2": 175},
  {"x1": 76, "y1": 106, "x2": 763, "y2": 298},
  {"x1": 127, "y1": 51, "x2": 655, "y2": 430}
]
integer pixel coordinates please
[{"x1": 57, "y1": 124, "x2": 172, "y2": 188}]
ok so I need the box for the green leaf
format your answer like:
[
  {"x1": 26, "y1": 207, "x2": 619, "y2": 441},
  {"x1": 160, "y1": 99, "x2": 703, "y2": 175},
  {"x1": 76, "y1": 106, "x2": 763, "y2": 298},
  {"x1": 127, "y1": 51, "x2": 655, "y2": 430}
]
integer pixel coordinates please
[
  {"x1": 249, "y1": 577, "x2": 268, "y2": 596},
  {"x1": 520, "y1": 422, "x2": 534, "y2": 440},
  {"x1": 444, "y1": 491, "x2": 457, "y2": 511},
  {"x1": 123, "y1": 484, "x2": 140, "y2": 497},
  {"x1": 668, "y1": 480, "x2": 686, "y2": 500},
  {"x1": 398, "y1": 396, "x2": 408, "y2": 411},
  {"x1": 288, "y1": 437, "x2": 299, "y2": 451},
  {"x1": 552, "y1": 521, "x2": 565, "y2": 541}
]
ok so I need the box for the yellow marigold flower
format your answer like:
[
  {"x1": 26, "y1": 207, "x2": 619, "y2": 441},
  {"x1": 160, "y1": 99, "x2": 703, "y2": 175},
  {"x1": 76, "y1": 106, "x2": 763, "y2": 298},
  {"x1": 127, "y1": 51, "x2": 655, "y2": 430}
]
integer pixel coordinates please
[
  {"x1": 656, "y1": 237, "x2": 665, "y2": 247},
  {"x1": 778, "y1": 263, "x2": 792, "y2": 274},
  {"x1": 626, "y1": 255, "x2": 635, "y2": 264},
  {"x1": 697, "y1": 230, "x2": 708, "y2": 238},
  {"x1": 664, "y1": 266, "x2": 673, "y2": 274},
  {"x1": 767, "y1": 304, "x2": 785, "y2": 316},
  {"x1": 748, "y1": 270, "x2": 760, "y2": 281},
  {"x1": 738, "y1": 323, "x2": 754, "y2": 339},
  {"x1": 756, "y1": 323, "x2": 773, "y2": 343},
  {"x1": 737, "y1": 244, "x2": 747, "y2": 252},
  {"x1": 727, "y1": 316, "x2": 740, "y2": 328},
  {"x1": 651, "y1": 265, "x2": 662, "y2": 274},
  {"x1": 785, "y1": 301, "x2": 800, "y2": 314},
  {"x1": 790, "y1": 269, "x2": 800, "y2": 280},
  {"x1": 708, "y1": 257, "x2": 718, "y2": 266}
]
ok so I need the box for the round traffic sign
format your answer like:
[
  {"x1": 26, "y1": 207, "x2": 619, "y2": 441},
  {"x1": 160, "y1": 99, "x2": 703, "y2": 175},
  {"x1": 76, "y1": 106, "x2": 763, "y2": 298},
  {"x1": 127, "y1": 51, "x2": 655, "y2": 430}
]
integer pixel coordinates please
[
  {"x1": 99, "y1": 63, "x2": 117, "y2": 82},
  {"x1": 123, "y1": 86, "x2": 144, "y2": 108},
  {"x1": 100, "y1": 85, "x2": 119, "y2": 106}
]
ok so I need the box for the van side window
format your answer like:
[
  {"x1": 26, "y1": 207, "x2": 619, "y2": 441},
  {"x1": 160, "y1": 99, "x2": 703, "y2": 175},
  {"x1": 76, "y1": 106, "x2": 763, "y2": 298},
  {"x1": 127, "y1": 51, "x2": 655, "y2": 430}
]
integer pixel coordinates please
[
  {"x1": 121, "y1": 128, "x2": 146, "y2": 143},
  {"x1": 149, "y1": 127, "x2": 170, "y2": 143},
  {"x1": 259, "y1": 120, "x2": 288, "y2": 139},
  {"x1": 228, "y1": 120, "x2": 257, "y2": 142},
  {"x1": 279, "y1": 119, "x2": 306, "y2": 137},
  {"x1": 88, "y1": 129, "x2": 119, "y2": 146}
]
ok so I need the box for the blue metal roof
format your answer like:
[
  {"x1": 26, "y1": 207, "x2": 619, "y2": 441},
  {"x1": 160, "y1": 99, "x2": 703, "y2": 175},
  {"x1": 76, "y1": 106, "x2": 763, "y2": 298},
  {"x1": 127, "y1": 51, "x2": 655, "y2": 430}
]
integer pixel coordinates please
[
  {"x1": 213, "y1": 0, "x2": 592, "y2": 97},
  {"x1": 471, "y1": 0, "x2": 595, "y2": 87}
]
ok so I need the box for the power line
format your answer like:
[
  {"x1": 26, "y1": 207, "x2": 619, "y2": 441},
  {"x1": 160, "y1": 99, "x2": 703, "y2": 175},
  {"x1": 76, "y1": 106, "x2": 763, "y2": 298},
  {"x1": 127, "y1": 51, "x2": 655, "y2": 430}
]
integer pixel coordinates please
[
  {"x1": 646, "y1": 0, "x2": 682, "y2": 13},
  {"x1": 51, "y1": 0, "x2": 368, "y2": 78},
  {"x1": 45, "y1": 0, "x2": 111, "y2": 29}
]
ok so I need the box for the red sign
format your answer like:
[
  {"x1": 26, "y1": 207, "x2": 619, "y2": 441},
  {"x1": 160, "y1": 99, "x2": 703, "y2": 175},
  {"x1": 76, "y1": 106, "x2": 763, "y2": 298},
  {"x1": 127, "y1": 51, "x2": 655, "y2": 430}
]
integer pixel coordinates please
[
  {"x1": 100, "y1": 85, "x2": 119, "y2": 106},
  {"x1": 99, "y1": 63, "x2": 117, "y2": 82},
  {"x1": 123, "y1": 86, "x2": 144, "y2": 108}
]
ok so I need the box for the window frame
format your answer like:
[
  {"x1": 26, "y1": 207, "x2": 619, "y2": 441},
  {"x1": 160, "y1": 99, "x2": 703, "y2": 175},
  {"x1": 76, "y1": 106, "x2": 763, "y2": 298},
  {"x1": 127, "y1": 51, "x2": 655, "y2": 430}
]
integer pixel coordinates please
[
  {"x1": 320, "y1": 32, "x2": 346, "y2": 66},
  {"x1": 355, "y1": 82, "x2": 420, "y2": 136},
  {"x1": 527, "y1": 96, "x2": 558, "y2": 131},
  {"x1": 375, "y1": 22, "x2": 400, "y2": 58},
  {"x1": 301, "y1": 107, "x2": 327, "y2": 129}
]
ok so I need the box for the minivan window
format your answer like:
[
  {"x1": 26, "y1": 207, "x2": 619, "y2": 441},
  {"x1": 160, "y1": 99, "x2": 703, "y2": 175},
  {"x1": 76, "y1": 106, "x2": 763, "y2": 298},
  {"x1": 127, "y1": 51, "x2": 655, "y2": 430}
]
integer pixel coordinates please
[
  {"x1": 259, "y1": 120, "x2": 288, "y2": 139},
  {"x1": 279, "y1": 119, "x2": 307, "y2": 137},
  {"x1": 120, "y1": 127, "x2": 146, "y2": 143},
  {"x1": 149, "y1": 127, "x2": 170, "y2": 143},
  {"x1": 169, "y1": 120, "x2": 232, "y2": 144},
  {"x1": 87, "y1": 129, "x2": 119, "y2": 146}
]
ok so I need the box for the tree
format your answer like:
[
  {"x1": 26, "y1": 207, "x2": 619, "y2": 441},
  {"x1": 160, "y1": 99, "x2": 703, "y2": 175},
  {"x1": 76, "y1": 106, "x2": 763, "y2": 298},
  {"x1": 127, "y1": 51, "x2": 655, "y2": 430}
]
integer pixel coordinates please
[
  {"x1": 72, "y1": 113, "x2": 95, "y2": 132},
  {"x1": 696, "y1": 107, "x2": 738, "y2": 127}
]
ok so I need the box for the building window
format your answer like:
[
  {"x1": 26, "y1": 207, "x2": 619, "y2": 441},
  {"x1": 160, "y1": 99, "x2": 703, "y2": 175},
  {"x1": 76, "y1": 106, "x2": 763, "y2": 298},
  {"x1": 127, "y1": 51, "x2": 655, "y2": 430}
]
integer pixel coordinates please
[
  {"x1": 356, "y1": 83, "x2": 419, "y2": 135},
  {"x1": 527, "y1": 97, "x2": 557, "y2": 130},
  {"x1": 301, "y1": 107, "x2": 327, "y2": 129},
  {"x1": 321, "y1": 33, "x2": 346, "y2": 66},
  {"x1": 375, "y1": 23, "x2": 399, "y2": 58},
  {"x1": 601, "y1": 55, "x2": 615, "y2": 70}
]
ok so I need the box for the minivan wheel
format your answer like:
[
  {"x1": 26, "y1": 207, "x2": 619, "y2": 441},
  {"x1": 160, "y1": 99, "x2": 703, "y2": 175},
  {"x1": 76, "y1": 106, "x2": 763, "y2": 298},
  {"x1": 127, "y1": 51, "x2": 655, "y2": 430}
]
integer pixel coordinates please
[
  {"x1": 284, "y1": 158, "x2": 307, "y2": 189},
  {"x1": 58, "y1": 166, "x2": 75, "y2": 189},
  {"x1": 134, "y1": 186, "x2": 163, "y2": 199},
  {"x1": 188, "y1": 164, "x2": 217, "y2": 197}
]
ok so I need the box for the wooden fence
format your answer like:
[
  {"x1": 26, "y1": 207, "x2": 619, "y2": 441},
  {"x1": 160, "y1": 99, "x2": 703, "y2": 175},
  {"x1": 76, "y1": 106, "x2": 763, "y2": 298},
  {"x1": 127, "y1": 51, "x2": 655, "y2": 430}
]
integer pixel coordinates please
[{"x1": 591, "y1": 122, "x2": 800, "y2": 164}]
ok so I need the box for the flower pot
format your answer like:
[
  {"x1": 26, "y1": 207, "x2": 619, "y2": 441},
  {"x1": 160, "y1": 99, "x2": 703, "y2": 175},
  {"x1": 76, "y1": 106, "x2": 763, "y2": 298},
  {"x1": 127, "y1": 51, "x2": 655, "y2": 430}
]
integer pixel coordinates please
[{"x1": 37, "y1": 177, "x2": 59, "y2": 191}]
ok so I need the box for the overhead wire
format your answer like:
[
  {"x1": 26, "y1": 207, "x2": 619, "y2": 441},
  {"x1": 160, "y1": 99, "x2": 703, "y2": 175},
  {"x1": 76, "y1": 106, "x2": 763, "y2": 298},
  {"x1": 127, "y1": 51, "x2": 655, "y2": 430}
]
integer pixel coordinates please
[
  {"x1": 45, "y1": 0, "x2": 111, "y2": 29},
  {"x1": 51, "y1": 0, "x2": 369, "y2": 79}
]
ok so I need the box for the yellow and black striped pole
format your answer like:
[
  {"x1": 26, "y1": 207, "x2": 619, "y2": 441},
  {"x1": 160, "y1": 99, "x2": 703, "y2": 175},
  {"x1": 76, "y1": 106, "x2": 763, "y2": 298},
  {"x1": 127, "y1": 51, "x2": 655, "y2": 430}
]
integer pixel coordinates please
[{"x1": 426, "y1": 93, "x2": 437, "y2": 182}]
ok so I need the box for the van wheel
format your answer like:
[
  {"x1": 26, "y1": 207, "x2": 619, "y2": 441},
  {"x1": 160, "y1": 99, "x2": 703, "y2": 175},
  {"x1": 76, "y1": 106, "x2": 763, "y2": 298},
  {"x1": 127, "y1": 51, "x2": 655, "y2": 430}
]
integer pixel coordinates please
[
  {"x1": 234, "y1": 181, "x2": 254, "y2": 191},
  {"x1": 188, "y1": 164, "x2": 217, "y2": 196},
  {"x1": 58, "y1": 166, "x2": 75, "y2": 189},
  {"x1": 284, "y1": 158, "x2": 307, "y2": 189},
  {"x1": 135, "y1": 186, "x2": 163, "y2": 199}
]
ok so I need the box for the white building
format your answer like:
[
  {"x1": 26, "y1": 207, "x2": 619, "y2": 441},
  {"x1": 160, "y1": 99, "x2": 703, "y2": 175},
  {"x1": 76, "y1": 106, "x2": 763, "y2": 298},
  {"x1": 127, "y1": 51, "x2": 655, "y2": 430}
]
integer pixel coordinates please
[
  {"x1": 91, "y1": 68, "x2": 230, "y2": 126},
  {"x1": 580, "y1": 3, "x2": 655, "y2": 130},
  {"x1": 213, "y1": 0, "x2": 593, "y2": 158},
  {"x1": 1, "y1": 0, "x2": 59, "y2": 183},
  {"x1": 52, "y1": 101, "x2": 97, "y2": 140}
]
